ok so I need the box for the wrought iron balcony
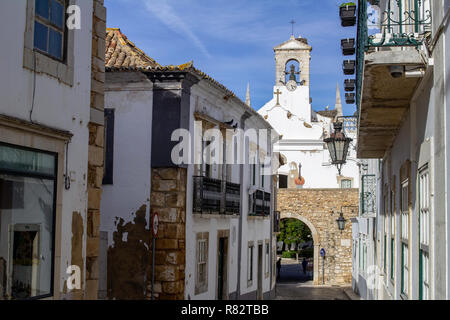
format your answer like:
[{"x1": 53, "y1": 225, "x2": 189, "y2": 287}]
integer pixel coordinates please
[
  {"x1": 361, "y1": 174, "x2": 377, "y2": 216},
  {"x1": 249, "y1": 189, "x2": 271, "y2": 217},
  {"x1": 356, "y1": 0, "x2": 432, "y2": 113},
  {"x1": 193, "y1": 176, "x2": 241, "y2": 215}
]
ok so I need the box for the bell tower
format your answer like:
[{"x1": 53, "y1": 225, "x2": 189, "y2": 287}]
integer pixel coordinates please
[{"x1": 274, "y1": 35, "x2": 312, "y2": 87}]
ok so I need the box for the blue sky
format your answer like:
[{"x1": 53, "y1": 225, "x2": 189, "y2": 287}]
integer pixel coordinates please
[{"x1": 106, "y1": 0, "x2": 357, "y2": 116}]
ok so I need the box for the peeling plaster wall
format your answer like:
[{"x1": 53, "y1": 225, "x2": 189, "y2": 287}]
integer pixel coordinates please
[
  {"x1": 101, "y1": 73, "x2": 153, "y2": 299},
  {"x1": 0, "y1": 0, "x2": 103, "y2": 299}
]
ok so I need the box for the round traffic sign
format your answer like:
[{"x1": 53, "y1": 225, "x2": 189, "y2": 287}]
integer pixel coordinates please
[
  {"x1": 152, "y1": 213, "x2": 159, "y2": 237},
  {"x1": 320, "y1": 248, "x2": 326, "y2": 257}
]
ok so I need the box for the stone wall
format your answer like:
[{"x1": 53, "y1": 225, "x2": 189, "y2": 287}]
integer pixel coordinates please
[
  {"x1": 277, "y1": 189, "x2": 359, "y2": 286},
  {"x1": 85, "y1": 0, "x2": 106, "y2": 300},
  {"x1": 150, "y1": 168, "x2": 187, "y2": 300}
]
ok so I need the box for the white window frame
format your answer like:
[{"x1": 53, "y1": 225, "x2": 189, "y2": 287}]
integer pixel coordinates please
[
  {"x1": 400, "y1": 180, "x2": 409, "y2": 297},
  {"x1": 247, "y1": 243, "x2": 254, "y2": 286},
  {"x1": 419, "y1": 165, "x2": 430, "y2": 299},
  {"x1": 195, "y1": 233, "x2": 209, "y2": 294}
]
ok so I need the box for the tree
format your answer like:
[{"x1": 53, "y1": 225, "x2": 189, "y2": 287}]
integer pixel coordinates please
[{"x1": 277, "y1": 219, "x2": 312, "y2": 251}]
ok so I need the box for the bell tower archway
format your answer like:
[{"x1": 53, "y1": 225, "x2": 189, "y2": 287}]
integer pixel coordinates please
[{"x1": 274, "y1": 36, "x2": 312, "y2": 87}]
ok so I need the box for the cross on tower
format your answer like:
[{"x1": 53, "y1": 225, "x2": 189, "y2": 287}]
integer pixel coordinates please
[
  {"x1": 290, "y1": 19, "x2": 296, "y2": 36},
  {"x1": 274, "y1": 89, "x2": 282, "y2": 105}
]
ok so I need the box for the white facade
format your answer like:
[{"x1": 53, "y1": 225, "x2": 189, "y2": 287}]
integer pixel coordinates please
[
  {"x1": 353, "y1": 0, "x2": 450, "y2": 300},
  {"x1": 101, "y1": 73, "x2": 153, "y2": 247},
  {"x1": 0, "y1": 0, "x2": 100, "y2": 299},
  {"x1": 184, "y1": 77, "x2": 276, "y2": 300},
  {"x1": 258, "y1": 36, "x2": 360, "y2": 190}
]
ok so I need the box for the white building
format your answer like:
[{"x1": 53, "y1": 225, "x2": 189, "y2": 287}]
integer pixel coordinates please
[
  {"x1": 258, "y1": 36, "x2": 360, "y2": 190},
  {"x1": 101, "y1": 29, "x2": 278, "y2": 300},
  {"x1": 0, "y1": 0, "x2": 106, "y2": 300},
  {"x1": 353, "y1": 0, "x2": 449, "y2": 300}
]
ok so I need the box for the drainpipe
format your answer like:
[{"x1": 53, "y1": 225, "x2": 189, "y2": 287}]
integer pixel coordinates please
[{"x1": 236, "y1": 111, "x2": 251, "y2": 299}]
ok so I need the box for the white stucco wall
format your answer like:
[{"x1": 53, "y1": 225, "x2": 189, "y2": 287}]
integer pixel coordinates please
[
  {"x1": 0, "y1": 0, "x2": 94, "y2": 294},
  {"x1": 101, "y1": 78, "x2": 153, "y2": 247},
  {"x1": 184, "y1": 80, "x2": 274, "y2": 299}
]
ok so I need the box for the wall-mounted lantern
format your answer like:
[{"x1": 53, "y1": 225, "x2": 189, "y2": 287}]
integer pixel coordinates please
[
  {"x1": 324, "y1": 122, "x2": 353, "y2": 175},
  {"x1": 336, "y1": 212, "x2": 347, "y2": 231}
]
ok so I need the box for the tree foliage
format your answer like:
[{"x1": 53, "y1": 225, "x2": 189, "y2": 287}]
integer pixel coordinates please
[{"x1": 277, "y1": 219, "x2": 312, "y2": 249}]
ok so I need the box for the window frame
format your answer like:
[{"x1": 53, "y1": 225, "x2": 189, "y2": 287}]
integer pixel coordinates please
[
  {"x1": 0, "y1": 142, "x2": 58, "y2": 300},
  {"x1": 33, "y1": 0, "x2": 68, "y2": 62},
  {"x1": 102, "y1": 109, "x2": 115, "y2": 185},
  {"x1": 23, "y1": 0, "x2": 75, "y2": 86},
  {"x1": 195, "y1": 232, "x2": 209, "y2": 295},
  {"x1": 265, "y1": 241, "x2": 270, "y2": 278},
  {"x1": 418, "y1": 165, "x2": 430, "y2": 300},
  {"x1": 390, "y1": 189, "x2": 395, "y2": 281},
  {"x1": 341, "y1": 179, "x2": 352, "y2": 189},
  {"x1": 247, "y1": 243, "x2": 254, "y2": 286}
]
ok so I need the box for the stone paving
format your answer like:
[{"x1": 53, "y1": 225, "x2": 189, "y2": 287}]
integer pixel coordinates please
[
  {"x1": 275, "y1": 259, "x2": 350, "y2": 300},
  {"x1": 275, "y1": 283, "x2": 350, "y2": 300}
]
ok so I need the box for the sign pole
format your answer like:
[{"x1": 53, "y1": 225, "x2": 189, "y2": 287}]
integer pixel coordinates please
[
  {"x1": 152, "y1": 235, "x2": 155, "y2": 300},
  {"x1": 320, "y1": 248, "x2": 326, "y2": 285},
  {"x1": 151, "y1": 212, "x2": 159, "y2": 300},
  {"x1": 322, "y1": 256, "x2": 325, "y2": 285}
]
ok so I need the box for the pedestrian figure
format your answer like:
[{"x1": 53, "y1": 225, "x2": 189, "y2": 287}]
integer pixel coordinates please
[
  {"x1": 302, "y1": 258, "x2": 308, "y2": 274},
  {"x1": 276, "y1": 258, "x2": 282, "y2": 279}
]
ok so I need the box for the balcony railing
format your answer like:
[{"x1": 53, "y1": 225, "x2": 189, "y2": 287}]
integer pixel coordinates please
[
  {"x1": 361, "y1": 174, "x2": 377, "y2": 215},
  {"x1": 193, "y1": 176, "x2": 241, "y2": 215},
  {"x1": 355, "y1": 0, "x2": 432, "y2": 114},
  {"x1": 249, "y1": 189, "x2": 271, "y2": 217}
]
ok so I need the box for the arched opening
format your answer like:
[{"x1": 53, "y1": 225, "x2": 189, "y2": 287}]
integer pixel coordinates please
[
  {"x1": 285, "y1": 59, "x2": 300, "y2": 84},
  {"x1": 276, "y1": 216, "x2": 316, "y2": 284}
]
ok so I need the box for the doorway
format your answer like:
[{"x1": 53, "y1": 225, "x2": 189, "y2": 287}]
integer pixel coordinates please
[
  {"x1": 257, "y1": 244, "x2": 263, "y2": 300},
  {"x1": 217, "y1": 236, "x2": 228, "y2": 300}
]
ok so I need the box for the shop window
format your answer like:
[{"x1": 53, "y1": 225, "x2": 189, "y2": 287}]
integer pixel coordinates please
[{"x1": 0, "y1": 143, "x2": 56, "y2": 299}]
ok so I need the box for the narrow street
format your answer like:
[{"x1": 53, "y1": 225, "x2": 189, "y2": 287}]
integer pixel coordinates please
[{"x1": 275, "y1": 258, "x2": 350, "y2": 300}]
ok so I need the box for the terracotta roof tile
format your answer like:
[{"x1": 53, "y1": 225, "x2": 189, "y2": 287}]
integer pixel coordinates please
[
  {"x1": 104, "y1": 29, "x2": 268, "y2": 123},
  {"x1": 105, "y1": 28, "x2": 161, "y2": 69},
  {"x1": 316, "y1": 109, "x2": 337, "y2": 118}
]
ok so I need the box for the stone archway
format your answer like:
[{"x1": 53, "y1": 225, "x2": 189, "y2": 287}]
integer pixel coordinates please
[
  {"x1": 280, "y1": 212, "x2": 320, "y2": 285},
  {"x1": 277, "y1": 189, "x2": 359, "y2": 286}
]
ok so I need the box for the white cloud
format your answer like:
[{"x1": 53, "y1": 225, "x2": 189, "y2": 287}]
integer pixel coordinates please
[{"x1": 143, "y1": 0, "x2": 212, "y2": 58}]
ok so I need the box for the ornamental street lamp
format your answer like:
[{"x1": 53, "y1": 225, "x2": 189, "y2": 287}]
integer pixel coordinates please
[
  {"x1": 336, "y1": 212, "x2": 347, "y2": 232},
  {"x1": 324, "y1": 122, "x2": 353, "y2": 175}
]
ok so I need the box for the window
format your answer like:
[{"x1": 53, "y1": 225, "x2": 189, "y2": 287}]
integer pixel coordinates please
[
  {"x1": 341, "y1": 179, "x2": 352, "y2": 189},
  {"x1": 103, "y1": 109, "x2": 114, "y2": 185},
  {"x1": 0, "y1": 143, "x2": 57, "y2": 299},
  {"x1": 383, "y1": 189, "x2": 388, "y2": 274},
  {"x1": 279, "y1": 175, "x2": 288, "y2": 189},
  {"x1": 261, "y1": 165, "x2": 265, "y2": 188},
  {"x1": 34, "y1": 0, "x2": 66, "y2": 61},
  {"x1": 251, "y1": 160, "x2": 256, "y2": 186},
  {"x1": 265, "y1": 242, "x2": 270, "y2": 278},
  {"x1": 400, "y1": 180, "x2": 409, "y2": 296},
  {"x1": 247, "y1": 244, "x2": 254, "y2": 286},
  {"x1": 195, "y1": 233, "x2": 208, "y2": 294},
  {"x1": 390, "y1": 190, "x2": 395, "y2": 281},
  {"x1": 419, "y1": 166, "x2": 430, "y2": 300}
]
